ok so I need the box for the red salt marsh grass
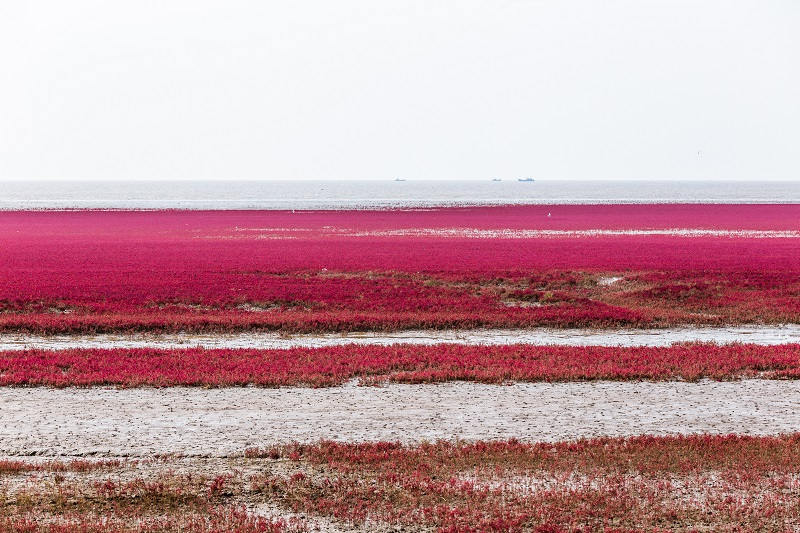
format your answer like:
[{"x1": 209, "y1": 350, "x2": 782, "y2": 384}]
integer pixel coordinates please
[
  {"x1": 4, "y1": 434, "x2": 800, "y2": 532},
  {"x1": 0, "y1": 468, "x2": 301, "y2": 532},
  {"x1": 3, "y1": 267, "x2": 800, "y2": 333},
  {"x1": 254, "y1": 434, "x2": 800, "y2": 531},
  {"x1": 2, "y1": 206, "x2": 800, "y2": 333},
  {"x1": 4, "y1": 342, "x2": 800, "y2": 387},
  {"x1": 1, "y1": 510, "x2": 295, "y2": 533}
]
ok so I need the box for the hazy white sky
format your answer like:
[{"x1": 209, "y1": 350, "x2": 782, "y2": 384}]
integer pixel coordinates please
[{"x1": 1, "y1": 0, "x2": 798, "y2": 181}]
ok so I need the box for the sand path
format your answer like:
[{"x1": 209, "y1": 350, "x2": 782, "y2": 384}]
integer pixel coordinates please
[
  {"x1": 2, "y1": 325, "x2": 800, "y2": 351},
  {"x1": 3, "y1": 379, "x2": 800, "y2": 457}
]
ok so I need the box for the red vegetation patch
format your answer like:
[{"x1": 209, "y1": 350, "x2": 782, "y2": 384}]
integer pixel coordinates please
[
  {"x1": 3, "y1": 342, "x2": 800, "y2": 387},
  {"x1": 4, "y1": 434, "x2": 800, "y2": 531},
  {"x1": 0, "y1": 509, "x2": 296, "y2": 533},
  {"x1": 252, "y1": 434, "x2": 800, "y2": 531},
  {"x1": 0, "y1": 459, "x2": 122, "y2": 474},
  {"x1": 2, "y1": 207, "x2": 800, "y2": 333},
  {"x1": 1, "y1": 474, "x2": 301, "y2": 533}
]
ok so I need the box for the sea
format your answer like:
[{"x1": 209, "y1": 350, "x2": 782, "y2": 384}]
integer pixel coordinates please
[{"x1": 1, "y1": 180, "x2": 799, "y2": 210}]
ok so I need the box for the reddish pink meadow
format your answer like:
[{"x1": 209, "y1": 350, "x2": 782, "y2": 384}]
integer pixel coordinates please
[
  {"x1": 3, "y1": 342, "x2": 800, "y2": 387},
  {"x1": 1, "y1": 206, "x2": 800, "y2": 333}
]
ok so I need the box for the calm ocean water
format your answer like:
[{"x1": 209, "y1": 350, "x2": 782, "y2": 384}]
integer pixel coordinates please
[{"x1": 1, "y1": 180, "x2": 799, "y2": 210}]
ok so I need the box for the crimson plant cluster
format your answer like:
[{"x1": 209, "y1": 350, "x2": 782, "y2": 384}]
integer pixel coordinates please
[
  {"x1": 3, "y1": 342, "x2": 800, "y2": 387},
  {"x1": 1, "y1": 206, "x2": 800, "y2": 333}
]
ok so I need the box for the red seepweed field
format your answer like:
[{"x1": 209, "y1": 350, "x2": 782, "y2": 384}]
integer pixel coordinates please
[
  {"x1": 2, "y1": 204, "x2": 800, "y2": 333},
  {"x1": 4, "y1": 342, "x2": 800, "y2": 387}
]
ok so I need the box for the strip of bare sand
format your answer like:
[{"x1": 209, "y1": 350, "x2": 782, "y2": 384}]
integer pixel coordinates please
[
  {"x1": 3, "y1": 379, "x2": 800, "y2": 457},
  {"x1": 2, "y1": 325, "x2": 800, "y2": 351}
]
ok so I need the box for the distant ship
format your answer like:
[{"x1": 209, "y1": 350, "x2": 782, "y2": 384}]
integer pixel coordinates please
[
  {"x1": 491, "y1": 178, "x2": 502, "y2": 182},
  {"x1": 517, "y1": 177, "x2": 535, "y2": 182},
  {"x1": 394, "y1": 177, "x2": 406, "y2": 182}
]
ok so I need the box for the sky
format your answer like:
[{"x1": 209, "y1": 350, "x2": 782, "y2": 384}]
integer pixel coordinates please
[{"x1": 0, "y1": 0, "x2": 798, "y2": 181}]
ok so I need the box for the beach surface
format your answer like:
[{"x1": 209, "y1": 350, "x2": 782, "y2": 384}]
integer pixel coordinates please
[{"x1": 3, "y1": 379, "x2": 800, "y2": 457}]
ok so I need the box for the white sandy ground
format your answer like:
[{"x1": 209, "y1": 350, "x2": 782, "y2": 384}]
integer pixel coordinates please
[
  {"x1": 2, "y1": 379, "x2": 800, "y2": 457},
  {"x1": 349, "y1": 228, "x2": 800, "y2": 238},
  {"x1": 2, "y1": 325, "x2": 800, "y2": 351},
  {"x1": 229, "y1": 227, "x2": 800, "y2": 239}
]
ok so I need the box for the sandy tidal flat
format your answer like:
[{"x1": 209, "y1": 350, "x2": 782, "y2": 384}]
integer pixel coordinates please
[
  {"x1": 3, "y1": 379, "x2": 800, "y2": 457},
  {"x1": 3, "y1": 325, "x2": 800, "y2": 351}
]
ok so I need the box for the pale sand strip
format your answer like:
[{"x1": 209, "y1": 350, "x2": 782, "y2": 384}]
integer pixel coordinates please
[
  {"x1": 229, "y1": 227, "x2": 800, "y2": 238},
  {"x1": 2, "y1": 379, "x2": 800, "y2": 457},
  {"x1": 345, "y1": 228, "x2": 800, "y2": 238},
  {"x1": 2, "y1": 325, "x2": 800, "y2": 352}
]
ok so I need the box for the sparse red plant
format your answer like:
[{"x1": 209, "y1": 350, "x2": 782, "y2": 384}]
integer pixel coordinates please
[
  {"x1": 0, "y1": 507, "x2": 299, "y2": 533},
  {"x1": 252, "y1": 434, "x2": 800, "y2": 531},
  {"x1": 0, "y1": 458, "x2": 122, "y2": 473}
]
